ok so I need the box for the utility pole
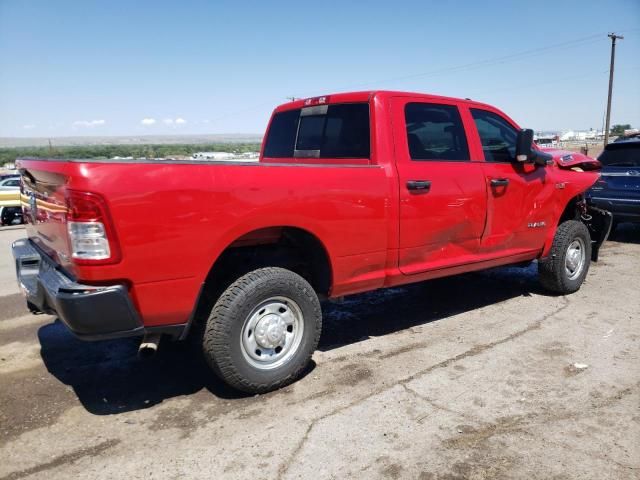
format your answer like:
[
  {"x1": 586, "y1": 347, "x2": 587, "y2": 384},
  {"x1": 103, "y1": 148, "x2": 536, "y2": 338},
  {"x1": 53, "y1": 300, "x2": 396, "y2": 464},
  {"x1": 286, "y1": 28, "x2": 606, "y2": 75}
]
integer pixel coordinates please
[{"x1": 604, "y1": 33, "x2": 623, "y2": 146}]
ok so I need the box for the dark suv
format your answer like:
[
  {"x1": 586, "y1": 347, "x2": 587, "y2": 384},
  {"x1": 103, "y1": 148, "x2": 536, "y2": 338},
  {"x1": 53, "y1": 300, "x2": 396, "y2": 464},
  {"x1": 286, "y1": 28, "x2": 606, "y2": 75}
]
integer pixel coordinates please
[{"x1": 588, "y1": 136, "x2": 640, "y2": 228}]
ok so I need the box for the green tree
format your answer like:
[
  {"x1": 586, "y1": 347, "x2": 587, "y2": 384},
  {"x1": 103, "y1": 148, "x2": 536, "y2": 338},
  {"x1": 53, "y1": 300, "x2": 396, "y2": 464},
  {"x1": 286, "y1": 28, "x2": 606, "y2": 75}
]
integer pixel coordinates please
[
  {"x1": 0, "y1": 143, "x2": 262, "y2": 165},
  {"x1": 610, "y1": 124, "x2": 631, "y2": 136}
]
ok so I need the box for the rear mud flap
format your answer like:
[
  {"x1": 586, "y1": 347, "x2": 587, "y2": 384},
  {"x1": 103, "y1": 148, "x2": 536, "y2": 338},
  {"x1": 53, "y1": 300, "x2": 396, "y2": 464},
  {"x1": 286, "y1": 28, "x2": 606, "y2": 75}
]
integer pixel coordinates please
[{"x1": 583, "y1": 206, "x2": 612, "y2": 262}]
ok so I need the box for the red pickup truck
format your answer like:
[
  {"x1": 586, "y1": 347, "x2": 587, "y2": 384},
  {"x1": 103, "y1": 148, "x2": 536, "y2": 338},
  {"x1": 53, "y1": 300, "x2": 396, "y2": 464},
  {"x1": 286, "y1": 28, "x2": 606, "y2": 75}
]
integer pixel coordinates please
[{"x1": 13, "y1": 91, "x2": 611, "y2": 393}]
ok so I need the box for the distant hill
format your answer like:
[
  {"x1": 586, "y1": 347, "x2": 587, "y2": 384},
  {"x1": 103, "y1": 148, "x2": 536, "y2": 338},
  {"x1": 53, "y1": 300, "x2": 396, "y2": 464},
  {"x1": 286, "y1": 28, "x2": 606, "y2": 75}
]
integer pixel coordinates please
[{"x1": 0, "y1": 134, "x2": 263, "y2": 148}]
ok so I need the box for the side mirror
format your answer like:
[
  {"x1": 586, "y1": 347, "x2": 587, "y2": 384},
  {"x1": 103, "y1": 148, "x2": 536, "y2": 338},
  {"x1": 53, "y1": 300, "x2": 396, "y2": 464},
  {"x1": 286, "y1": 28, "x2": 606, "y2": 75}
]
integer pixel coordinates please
[{"x1": 515, "y1": 129, "x2": 534, "y2": 162}]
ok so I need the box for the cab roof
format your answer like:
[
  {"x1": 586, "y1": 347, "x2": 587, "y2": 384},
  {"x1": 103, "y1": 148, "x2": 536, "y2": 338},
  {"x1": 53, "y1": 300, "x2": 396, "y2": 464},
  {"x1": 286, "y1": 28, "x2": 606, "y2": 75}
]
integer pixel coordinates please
[{"x1": 273, "y1": 90, "x2": 495, "y2": 113}]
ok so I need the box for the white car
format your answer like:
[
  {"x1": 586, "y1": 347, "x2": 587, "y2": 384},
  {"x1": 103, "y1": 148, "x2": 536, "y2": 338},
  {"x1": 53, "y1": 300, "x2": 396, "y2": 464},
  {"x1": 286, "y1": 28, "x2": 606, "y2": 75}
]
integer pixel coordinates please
[{"x1": 0, "y1": 176, "x2": 20, "y2": 188}]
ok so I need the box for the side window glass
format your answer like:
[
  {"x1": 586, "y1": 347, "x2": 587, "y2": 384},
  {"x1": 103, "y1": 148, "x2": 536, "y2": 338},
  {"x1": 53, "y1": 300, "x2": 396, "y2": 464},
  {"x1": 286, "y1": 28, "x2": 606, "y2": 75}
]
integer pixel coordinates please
[
  {"x1": 470, "y1": 109, "x2": 517, "y2": 162},
  {"x1": 404, "y1": 103, "x2": 469, "y2": 161}
]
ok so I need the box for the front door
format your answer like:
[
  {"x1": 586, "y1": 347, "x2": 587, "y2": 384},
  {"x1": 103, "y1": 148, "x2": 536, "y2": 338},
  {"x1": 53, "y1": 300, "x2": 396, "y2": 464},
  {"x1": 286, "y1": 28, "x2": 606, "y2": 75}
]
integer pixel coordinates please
[
  {"x1": 468, "y1": 107, "x2": 551, "y2": 253},
  {"x1": 391, "y1": 97, "x2": 487, "y2": 275}
]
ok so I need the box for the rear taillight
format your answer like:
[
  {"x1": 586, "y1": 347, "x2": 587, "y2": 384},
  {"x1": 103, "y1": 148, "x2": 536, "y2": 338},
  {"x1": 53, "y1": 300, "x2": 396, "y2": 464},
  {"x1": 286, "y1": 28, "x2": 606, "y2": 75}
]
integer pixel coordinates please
[{"x1": 65, "y1": 191, "x2": 121, "y2": 264}]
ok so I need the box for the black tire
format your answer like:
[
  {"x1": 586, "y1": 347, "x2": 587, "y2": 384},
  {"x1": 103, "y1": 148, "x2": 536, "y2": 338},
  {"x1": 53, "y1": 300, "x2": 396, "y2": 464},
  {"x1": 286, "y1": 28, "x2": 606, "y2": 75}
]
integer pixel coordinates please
[
  {"x1": 201, "y1": 267, "x2": 321, "y2": 393},
  {"x1": 538, "y1": 220, "x2": 591, "y2": 294},
  {"x1": 1, "y1": 207, "x2": 22, "y2": 226},
  {"x1": 27, "y1": 301, "x2": 41, "y2": 314}
]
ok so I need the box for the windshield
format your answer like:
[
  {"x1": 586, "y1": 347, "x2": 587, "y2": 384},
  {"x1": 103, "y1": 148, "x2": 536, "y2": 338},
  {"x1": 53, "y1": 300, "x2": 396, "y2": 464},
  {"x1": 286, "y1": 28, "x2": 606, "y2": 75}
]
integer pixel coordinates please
[{"x1": 598, "y1": 143, "x2": 640, "y2": 167}]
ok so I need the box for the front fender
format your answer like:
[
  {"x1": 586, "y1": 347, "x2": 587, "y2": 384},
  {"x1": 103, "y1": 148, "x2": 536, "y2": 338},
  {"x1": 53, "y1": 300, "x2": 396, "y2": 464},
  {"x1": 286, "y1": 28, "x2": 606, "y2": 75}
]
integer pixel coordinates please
[
  {"x1": 541, "y1": 159, "x2": 602, "y2": 258},
  {"x1": 541, "y1": 196, "x2": 612, "y2": 262}
]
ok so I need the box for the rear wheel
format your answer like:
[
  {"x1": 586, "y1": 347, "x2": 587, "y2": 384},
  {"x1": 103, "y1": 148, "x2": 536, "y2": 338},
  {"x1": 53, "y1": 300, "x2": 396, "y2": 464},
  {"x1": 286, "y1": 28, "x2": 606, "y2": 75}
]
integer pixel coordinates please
[
  {"x1": 201, "y1": 267, "x2": 321, "y2": 393},
  {"x1": 0, "y1": 207, "x2": 23, "y2": 226},
  {"x1": 538, "y1": 220, "x2": 591, "y2": 294}
]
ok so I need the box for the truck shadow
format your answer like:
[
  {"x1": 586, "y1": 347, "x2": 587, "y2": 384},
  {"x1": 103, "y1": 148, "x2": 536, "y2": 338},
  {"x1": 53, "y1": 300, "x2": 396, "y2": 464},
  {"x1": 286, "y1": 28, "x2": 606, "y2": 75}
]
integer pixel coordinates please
[
  {"x1": 318, "y1": 262, "x2": 541, "y2": 350},
  {"x1": 37, "y1": 322, "x2": 252, "y2": 415},
  {"x1": 38, "y1": 262, "x2": 544, "y2": 415},
  {"x1": 608, "y1": 222, "x2": 640, "y2": 244}
]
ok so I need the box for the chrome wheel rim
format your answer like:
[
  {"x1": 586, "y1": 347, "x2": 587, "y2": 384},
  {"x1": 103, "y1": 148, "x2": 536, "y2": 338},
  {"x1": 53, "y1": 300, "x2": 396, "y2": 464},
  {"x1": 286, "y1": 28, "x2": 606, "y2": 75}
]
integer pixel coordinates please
[
  {"x1": 565, "y1": 238, "x2": 586, "y2": 280},
  {"x1": 240, "y1": 296, "x2": 304, "y2": 370}
]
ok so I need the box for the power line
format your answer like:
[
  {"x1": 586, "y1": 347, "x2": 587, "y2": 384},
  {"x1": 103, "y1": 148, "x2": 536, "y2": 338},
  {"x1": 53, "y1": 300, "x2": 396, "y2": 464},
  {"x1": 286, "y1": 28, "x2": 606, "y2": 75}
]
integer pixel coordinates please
[
  {"x1": 479, "y1": 64, "x2": 639, "y2": 96},
  {"x1": 202, "y1": 29, "x2": 636, "y2": 127},
  {"x1": 474, "y1": 69, "x2": 609, "y2": 95},
  {"x1": 299, "y1": 33, "x2": 609, "y2": 97}
]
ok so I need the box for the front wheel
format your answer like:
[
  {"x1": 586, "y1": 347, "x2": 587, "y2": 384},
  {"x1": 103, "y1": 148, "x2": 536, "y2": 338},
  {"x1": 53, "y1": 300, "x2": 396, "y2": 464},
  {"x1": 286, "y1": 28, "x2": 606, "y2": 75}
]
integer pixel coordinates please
[
  {"x1": 538, "y1": 220, "x2": 591, "y2": 294},
  {"x1": 201, "y1": 267, "x2": 322, "y2": 393}
]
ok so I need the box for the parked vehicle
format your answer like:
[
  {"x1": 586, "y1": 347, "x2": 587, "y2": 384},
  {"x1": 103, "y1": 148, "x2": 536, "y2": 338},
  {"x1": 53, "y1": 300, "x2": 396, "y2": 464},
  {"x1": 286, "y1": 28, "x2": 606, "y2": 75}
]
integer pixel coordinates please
[
  {"x1": 587, "y1": 136, "x2": 640, "y2": 228},
  {"x1": 0, "y1": 172, "x2": 20, "y2": 180},
  {"x1": 0, "y1": 176, "x2": 21, "y2": 188},
  {"x1": 613, "y1": 131, "x2": 640, "y2": 142},
  {"x1": 12, "y1": 91, "x2": 611, "y2": 393},
  {"x1": 0, "y1": 178, "x2": 23, "y2": 226}
]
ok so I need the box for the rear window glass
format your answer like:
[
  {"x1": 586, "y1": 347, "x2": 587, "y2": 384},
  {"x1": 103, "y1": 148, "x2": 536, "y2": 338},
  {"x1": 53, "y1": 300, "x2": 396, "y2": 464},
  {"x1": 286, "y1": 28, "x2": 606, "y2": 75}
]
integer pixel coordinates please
[
  {"x1": 263, "y1": 103, "x2": 370, "y2": 159},
  {"x1": 598, "y1": 143, "x2": 640, "y2": 167},
  {"x1": 405, "y1": 103, "x2": 469, "y2": 161},
  {"x1": 263, "y1": 109, "x2": 300, "y2": 158},
  {"x1": 296, "y1": 114, "x2": 326, "y2": 151}
]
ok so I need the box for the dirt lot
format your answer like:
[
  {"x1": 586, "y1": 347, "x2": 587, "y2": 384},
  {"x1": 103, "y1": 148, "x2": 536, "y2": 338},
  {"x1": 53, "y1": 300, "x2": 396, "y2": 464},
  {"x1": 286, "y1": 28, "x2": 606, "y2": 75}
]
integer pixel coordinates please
[
  {"x1": 559, "y1": 142, "x2": 605, "y2": 159},
  {"x1": 0, "y1": 225, "x2": 638, "y2": 480}
]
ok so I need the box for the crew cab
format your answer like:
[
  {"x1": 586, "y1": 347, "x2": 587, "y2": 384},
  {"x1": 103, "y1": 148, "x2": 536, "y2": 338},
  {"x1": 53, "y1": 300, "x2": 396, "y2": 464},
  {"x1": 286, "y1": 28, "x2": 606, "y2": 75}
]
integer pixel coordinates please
[{"x1": 13, "y1": 91, "x2": 611, "y2": 393}]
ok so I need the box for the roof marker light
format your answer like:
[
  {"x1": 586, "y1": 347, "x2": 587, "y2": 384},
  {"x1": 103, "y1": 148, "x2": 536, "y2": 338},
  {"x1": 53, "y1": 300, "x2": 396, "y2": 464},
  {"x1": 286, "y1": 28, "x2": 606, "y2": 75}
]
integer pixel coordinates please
[{"x1": 303, "y1": 96, "x2": 331, "y2": 107}]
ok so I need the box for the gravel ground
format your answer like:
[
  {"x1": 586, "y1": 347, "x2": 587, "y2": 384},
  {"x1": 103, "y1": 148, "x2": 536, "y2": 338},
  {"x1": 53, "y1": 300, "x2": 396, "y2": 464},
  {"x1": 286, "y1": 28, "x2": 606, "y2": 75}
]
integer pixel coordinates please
[{"x1": 0, "y1": 225, "x2": 638, "y2": 480}]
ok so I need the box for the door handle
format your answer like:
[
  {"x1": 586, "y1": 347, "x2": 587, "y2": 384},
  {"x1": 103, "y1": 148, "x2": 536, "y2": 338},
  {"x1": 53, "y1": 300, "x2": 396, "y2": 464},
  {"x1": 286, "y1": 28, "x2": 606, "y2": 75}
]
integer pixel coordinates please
[
  {"x1": 407, "y1": 180, "x2": 431, "y2": 192},
  {"x1": 490, "y1": 178, "x2": 509, "y2": 187}
]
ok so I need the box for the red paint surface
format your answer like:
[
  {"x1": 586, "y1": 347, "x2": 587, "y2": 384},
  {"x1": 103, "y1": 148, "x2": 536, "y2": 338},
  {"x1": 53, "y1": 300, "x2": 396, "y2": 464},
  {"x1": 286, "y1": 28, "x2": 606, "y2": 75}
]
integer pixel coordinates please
[{"x1": 17, "y1": 91, "x2": 600, "y2": 327}]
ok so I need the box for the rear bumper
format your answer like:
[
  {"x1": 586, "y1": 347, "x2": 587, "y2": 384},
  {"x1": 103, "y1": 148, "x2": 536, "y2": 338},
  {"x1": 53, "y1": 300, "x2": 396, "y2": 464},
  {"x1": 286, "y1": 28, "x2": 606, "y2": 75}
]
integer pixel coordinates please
[
  {"x1": 12, "y1": 238, "x2": 144, "y2": 340},
  {"x1": 588, "y1": 196, "x2": 640, "y2": 222}
]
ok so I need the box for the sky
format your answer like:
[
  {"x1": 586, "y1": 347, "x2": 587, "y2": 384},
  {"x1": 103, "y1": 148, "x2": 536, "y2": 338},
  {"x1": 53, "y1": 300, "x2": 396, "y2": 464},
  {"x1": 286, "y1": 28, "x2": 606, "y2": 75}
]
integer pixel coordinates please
[{"x1": 0, "y1": 0, "x2": 639, "y2": 138}]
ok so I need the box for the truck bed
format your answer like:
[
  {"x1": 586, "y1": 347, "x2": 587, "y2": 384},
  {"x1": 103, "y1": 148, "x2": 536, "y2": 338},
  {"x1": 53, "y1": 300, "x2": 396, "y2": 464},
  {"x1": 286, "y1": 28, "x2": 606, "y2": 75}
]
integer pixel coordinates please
[{"x1": 18, "y1": 157, "x2": 392, "y2": 327}]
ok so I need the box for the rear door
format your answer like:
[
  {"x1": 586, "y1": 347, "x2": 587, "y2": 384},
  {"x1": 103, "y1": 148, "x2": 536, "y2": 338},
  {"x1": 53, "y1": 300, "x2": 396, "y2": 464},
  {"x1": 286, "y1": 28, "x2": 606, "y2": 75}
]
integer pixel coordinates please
[
  {"x1": 467, "y1": 107, "x2": 552, "y2": 253},
  {"x1": 391, "y1": 97, "x2": 487, "y2": 275}
]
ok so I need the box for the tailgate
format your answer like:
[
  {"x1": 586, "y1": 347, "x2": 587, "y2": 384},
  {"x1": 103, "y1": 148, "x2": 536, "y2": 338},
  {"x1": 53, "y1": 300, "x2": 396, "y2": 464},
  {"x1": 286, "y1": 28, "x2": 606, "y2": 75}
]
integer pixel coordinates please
[{"x1": 19, "y1": 161, "x2": 73, "y2": 270}]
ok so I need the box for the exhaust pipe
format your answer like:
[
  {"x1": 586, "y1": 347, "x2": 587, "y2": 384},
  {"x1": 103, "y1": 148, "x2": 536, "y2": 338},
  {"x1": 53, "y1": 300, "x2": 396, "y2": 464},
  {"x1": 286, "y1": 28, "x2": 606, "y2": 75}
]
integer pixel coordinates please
[{"x1": 138, "y1": 333, "x2": 162, "y2": 359}]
